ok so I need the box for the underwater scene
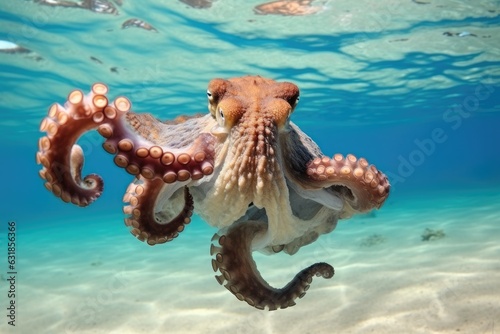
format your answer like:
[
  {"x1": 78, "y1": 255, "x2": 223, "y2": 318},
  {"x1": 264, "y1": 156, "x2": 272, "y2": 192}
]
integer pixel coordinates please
[{"x1": 1, "y1": 0, "x2": 499, "y2": 333}]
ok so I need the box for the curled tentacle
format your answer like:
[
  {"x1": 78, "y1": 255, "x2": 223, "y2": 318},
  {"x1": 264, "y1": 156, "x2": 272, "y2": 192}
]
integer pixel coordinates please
[
  {"x1": 36, "y1": 84, "x2": 112, "y2": 206},
  {"x1": 210, "y1": 220, "x2": 334, "y2": 310},
  {"x1": 123, "y1": 179, "x2": 193, "y2": 246},
  {"x1": 37, "y1": 83, "x2": 216, "y2": 206},
  {"x1": 306, "y1": 154, "x2": 390, "y2": 216}
]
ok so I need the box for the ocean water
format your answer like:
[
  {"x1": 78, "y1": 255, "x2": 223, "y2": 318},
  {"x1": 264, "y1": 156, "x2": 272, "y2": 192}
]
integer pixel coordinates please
[{"x1": 1, "y1": 1, "x2": 499, "y2": 333}]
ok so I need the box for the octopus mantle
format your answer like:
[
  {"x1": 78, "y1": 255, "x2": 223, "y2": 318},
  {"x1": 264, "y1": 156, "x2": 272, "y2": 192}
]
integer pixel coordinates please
[{"x1": 36, "y1": 76, "x2": 390, "y2": 310}]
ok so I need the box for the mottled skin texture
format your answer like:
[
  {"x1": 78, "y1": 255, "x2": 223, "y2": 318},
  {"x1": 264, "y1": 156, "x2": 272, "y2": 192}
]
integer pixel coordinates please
[{"x1": 37, "y1": 76, "x2": 390, "y2": 310}]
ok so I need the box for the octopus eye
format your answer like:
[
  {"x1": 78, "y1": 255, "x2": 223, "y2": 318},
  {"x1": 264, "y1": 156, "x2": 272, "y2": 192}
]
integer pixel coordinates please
[
  {"x1": 290, "y1": 95, "x2": 299, "y2": 106},
  {"x1": 207, "y1": 90, "x2": 213, "y2": 100},
  {"x1": 219, "y1": 108, "x2": 224, "y2": 121}
]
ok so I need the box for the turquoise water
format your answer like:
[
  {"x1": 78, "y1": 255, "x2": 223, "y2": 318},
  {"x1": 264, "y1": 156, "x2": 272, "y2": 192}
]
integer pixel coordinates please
[{"x1": 1, "y1": 1, "x2": 499, "y2": 333}]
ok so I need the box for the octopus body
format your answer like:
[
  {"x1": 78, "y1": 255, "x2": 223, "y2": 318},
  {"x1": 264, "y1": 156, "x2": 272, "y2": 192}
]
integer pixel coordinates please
[{"x1": 36, "y1": 76, "x2": 390, "y2": 310}]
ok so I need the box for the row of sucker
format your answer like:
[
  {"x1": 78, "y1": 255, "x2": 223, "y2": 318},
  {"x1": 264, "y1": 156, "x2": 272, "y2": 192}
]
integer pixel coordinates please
[
  {"x1": 210, "y1": 220, "x2": 334, "y2": 311},
  {"x1": 99, "y1": 120, "x2": 216, "y2": 184},
  {"x1": 306, "y1": 154, "x2": 390, "y2": 212},
  {"x1": 36, "y1": 83, "x2": 116, "y2": 206},
  {"x1": 37, "y1": 83, "x2": 216, "y2": 208},
  {"x1": 123, "y1": 179, "x2": 194, "y2": 246}
]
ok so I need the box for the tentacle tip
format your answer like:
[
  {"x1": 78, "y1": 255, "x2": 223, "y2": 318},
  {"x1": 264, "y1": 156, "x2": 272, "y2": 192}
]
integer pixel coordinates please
[
  {"x1": 322, "y1": 269, "x2": 335, "y2": 279},
  {"x1": 318, "y1": 263, "x2": 335, "y2": 279},
  {"x1": 83, "y1": 174, "x2": 104, "y2": 191}
]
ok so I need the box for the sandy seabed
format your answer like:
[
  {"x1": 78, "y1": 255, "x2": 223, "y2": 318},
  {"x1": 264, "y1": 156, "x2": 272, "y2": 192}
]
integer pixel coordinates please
[{"x1": 2, "y1": 188, "x2": 499, "y2": 334}]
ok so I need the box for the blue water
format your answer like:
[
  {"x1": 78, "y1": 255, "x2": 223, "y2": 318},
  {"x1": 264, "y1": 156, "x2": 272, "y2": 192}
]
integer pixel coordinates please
[{"x1": 1, "y1": 1, "x2": 499, "y2": 333}]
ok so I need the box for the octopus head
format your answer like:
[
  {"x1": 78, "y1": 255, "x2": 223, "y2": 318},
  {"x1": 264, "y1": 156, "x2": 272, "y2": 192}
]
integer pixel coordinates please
[{"x1": 204, "y1": 76, "x2": 301, "y2": 200}]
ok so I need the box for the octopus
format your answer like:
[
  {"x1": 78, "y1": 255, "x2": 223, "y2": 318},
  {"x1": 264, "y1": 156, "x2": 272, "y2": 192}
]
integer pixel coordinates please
[{"x1": 36, "y1": 76, "x2": 390, "y2": 310}]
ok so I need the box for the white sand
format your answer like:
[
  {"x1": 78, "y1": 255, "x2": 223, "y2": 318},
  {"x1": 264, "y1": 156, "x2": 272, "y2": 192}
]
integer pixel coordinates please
[{"x1": 2, "y1": 187, "x2": 499, "y2": 333}]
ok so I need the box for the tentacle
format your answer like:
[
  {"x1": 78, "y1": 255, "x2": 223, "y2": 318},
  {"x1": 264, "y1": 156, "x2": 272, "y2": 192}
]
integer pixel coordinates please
[
  {"x1": 36, "y1": 84, "x2": 111, "y2": 206},
  {"x1": 123, "y1": 178, "x2": 193, "y2": 246},
  {"x1": 210, "y1": 220, "x2": 334, "y2": 311},
  {"x1": 102, "y1": 113, "x2": 215, "y2": 184},
  {"x1": 306, "y1": 154, "x2": 390, "y2": 216},
  {"x1": 37, "y1": 83, "x2": 215, "y2": 206}
]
